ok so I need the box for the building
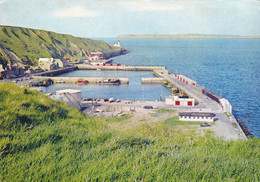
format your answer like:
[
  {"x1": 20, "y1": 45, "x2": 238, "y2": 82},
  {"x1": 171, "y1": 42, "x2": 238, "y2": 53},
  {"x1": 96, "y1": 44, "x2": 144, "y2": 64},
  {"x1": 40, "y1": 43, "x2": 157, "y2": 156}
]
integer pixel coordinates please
[
  {"x1": 165, "y1": 96, "x2": 195, "y2": 106},
  {"x1": 38, "y1": 58, "x2": 69, "y2": 71},
  {"x1": 55, "y1": 59, "x2": 69, "y2": 68},
  {"x1": 56, "y1": 89, "x2": 82, "y2": 109},
  {"x1": 0, "y1": 69, "x2": 14, "y2": 79},
  {"x1": 88, "y1": 52, "x2": 103, "y2": 61},
  {"x1": 202, "y1": 88, "x2": 232, "y2": 113},
  {"x1": 113, "y1": 41, "x2": 121, "y2": 47},
  {"x1": 179, "y1": 112, "x2": 216, "y2": 122},
  {"x1": 219, "y1": 98, "x2": 232, "y2": 113}
]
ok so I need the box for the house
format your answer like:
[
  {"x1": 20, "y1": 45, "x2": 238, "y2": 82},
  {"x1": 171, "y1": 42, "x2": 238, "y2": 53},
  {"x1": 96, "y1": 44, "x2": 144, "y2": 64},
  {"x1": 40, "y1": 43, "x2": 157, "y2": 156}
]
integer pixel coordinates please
[
  {"x1": 165, "y1": 96, "x2": 195, "y2": 106},
  {"x1": 38, "y1": 58, "x2": 58, "y2": 71},
  {"x1": 179, "y1": 112, "x2": 216, "y2": 122},
  {"x1": 55, "y1": 59, "x2": 69, "y2": 68},
  {"x1": 38, "y1": 58, "x2": 69, "y2": 71},
  {"x1": 88, "y1": 52, "x2": 103, "y2": 61}
]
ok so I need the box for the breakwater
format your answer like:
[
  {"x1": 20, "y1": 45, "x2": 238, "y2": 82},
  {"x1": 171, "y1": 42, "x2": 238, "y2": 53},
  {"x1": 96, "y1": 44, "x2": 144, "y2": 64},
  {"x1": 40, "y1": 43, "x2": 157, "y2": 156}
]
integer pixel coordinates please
[
  {"x1": 141, "y1": 78, "x2": 164, "y2": 84},
  {"x1": 34, "y1": 66, "x2": 77, "y2": 76},
  {"x1": 77, "y1": 64, "x2": 166, "y2": 71},
  {"x1": 34, "y1": 76, "x2": 129, "y2": 84}
]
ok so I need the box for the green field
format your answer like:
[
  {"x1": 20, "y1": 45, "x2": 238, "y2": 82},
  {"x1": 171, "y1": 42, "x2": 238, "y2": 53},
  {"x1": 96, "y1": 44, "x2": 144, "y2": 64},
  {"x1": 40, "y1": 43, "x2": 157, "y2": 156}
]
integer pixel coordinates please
[
  {"x1": 0, "y1": 26, "x2": 125, "y2": 66},
  {"x1": 0, "y1": 83, "x2": 259, "y2": 181}
]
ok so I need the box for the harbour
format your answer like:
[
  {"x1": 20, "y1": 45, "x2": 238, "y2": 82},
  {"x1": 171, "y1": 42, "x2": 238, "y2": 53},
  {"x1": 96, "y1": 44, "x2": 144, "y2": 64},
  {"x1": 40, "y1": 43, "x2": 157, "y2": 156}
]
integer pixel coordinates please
[{"x1": 28, "y1": 63, "x2": 247, "y2": 141}]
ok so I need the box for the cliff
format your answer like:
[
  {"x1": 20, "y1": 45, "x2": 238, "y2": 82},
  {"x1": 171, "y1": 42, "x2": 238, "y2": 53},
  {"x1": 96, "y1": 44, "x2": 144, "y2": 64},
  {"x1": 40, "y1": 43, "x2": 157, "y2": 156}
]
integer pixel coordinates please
[{"x1": 0, "y1": 25, "x2": 127, "y2": 66}]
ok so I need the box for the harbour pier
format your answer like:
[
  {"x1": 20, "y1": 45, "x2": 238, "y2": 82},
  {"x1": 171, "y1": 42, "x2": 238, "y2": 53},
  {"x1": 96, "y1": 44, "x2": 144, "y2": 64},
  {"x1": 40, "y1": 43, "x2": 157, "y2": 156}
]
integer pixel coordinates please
[
  {"x1": 152, "y1": 69, "x2": 247, "y2": 140},
  {"x1": 33, "y1": 66, "x2": 77, "y2": 76},
  {"x1": 33, "y1": 76, "x2": 129, "y2": 84},
  {"x1": 77, "y1": 64, "x2": 166, "y2": 71}
]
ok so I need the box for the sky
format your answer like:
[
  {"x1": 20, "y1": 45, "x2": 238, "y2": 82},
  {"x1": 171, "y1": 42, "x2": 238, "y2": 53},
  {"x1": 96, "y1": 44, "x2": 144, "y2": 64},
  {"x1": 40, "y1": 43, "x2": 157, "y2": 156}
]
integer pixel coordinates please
[{"x1": 0, "y1": 0, "x2": 259, "y2": 38}]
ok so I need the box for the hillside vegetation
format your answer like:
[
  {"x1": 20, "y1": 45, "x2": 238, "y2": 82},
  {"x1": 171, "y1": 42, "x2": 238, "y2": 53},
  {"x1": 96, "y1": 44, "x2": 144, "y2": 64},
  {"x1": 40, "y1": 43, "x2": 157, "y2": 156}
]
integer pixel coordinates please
[
  {"x1": 0, "y1": 83, "x2": 259, "y2": 181},
  {"x1": 0, "y1": 25, "x2": 125, "y2": 66}
]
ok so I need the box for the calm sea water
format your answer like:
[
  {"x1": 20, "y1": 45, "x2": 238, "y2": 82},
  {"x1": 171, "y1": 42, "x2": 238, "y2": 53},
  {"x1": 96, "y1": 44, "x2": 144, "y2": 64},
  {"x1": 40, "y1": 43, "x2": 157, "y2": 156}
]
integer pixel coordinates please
[
  {"x1": 47, "y1": 38, "x2": 260, "y2": 137},
  {"x1": 46, "y1": 70, "x2": 170, "y2": 101}
]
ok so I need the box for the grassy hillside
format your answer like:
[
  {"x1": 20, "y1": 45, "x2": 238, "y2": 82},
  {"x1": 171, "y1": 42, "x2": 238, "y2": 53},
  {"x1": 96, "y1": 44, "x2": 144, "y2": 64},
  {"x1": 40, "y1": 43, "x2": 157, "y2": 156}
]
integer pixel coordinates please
[
  {"x1": 0, "y1": 83, "x2": 259, "y2": 181},
  {"x1": 0, "y1": 25, "x2": 125, "y2": 66}
]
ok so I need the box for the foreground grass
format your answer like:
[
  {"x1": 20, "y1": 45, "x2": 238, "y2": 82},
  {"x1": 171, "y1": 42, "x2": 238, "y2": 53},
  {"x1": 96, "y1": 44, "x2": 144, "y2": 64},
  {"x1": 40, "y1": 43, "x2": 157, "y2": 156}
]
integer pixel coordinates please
[{"x1": 0, "y1": 83, "x2": 259, "y2": 181}]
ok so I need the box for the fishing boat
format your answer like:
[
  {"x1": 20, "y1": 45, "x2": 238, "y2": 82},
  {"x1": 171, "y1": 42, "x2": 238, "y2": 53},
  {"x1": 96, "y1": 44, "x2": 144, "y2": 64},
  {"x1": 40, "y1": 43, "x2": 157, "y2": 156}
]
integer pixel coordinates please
[
  {"x1": 75, "y1": 80, "x2": 89, "y2": 84},
  {"x1": 56, "y1": 80, "x2": 65, "y2": 83},
  {"x1": 167, "y1": 84, "x2": 173, "y2": 89},
  {"x1": 99, "y1": 79, "x2": 120, "y2": 85},
  {"x1": 163, "y1": 80, "x2": 168, "y2": 86}
]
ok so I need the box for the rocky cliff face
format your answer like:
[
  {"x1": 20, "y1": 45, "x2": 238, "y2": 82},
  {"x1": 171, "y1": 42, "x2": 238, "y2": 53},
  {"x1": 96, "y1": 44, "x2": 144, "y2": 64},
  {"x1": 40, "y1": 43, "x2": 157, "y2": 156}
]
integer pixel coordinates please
[{"x1": 0, "y1": 26, "x2": 127, "y2": 67}]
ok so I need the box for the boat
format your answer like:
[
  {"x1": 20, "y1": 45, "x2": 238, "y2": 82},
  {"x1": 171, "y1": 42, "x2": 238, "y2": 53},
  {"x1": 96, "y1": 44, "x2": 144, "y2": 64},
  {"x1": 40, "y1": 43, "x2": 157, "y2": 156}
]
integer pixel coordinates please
[
  {"x1": 97, "y1": 68, "x2": 101, "y2": 71},
  {"x1": 56, "y1": 80, "x2": 65, "y2": 83},
  {"x1": 163, "y1": 80, "x2": 168, "y2": 86},
  {"x1": 167, "y1": 84, "x2": 173, "y2": 89},
  {"x1": 75, "y1": 80, "x2": 89, "y2": 84},
  {"x1": 109, "y1": 97, "x2": 115, "y2": 102},
  {"x1": 99, "y1": 79, "x2": 120, "y2": 85}
]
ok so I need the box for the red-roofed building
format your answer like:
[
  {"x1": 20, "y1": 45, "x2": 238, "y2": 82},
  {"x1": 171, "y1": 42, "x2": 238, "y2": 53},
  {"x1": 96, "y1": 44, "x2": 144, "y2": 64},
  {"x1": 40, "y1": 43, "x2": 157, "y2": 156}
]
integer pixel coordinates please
[{"x1": 88, "y1": 52, "x2": 103, "y2": 61}]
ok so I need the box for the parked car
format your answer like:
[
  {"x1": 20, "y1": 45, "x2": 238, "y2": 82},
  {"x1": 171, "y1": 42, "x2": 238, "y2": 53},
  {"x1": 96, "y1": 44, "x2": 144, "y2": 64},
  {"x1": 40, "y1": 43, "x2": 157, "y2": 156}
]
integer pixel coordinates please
[
  {"x1": 143, "y1": 106, "x2": 154, "y2": 109},
  {"x1": 200, "y1": 123, "x2": 211, "y2": 127}
]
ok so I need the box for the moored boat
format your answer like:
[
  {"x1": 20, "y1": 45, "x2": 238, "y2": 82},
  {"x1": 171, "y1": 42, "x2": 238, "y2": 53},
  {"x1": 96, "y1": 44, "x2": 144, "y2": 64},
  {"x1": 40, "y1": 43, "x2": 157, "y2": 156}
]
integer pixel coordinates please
[
  {"x1": 75, "y1": 80, "x2": 89, "y2": 84},
  {"x1": 99, "y1": 79, "x2": 120, "y2": 85}
]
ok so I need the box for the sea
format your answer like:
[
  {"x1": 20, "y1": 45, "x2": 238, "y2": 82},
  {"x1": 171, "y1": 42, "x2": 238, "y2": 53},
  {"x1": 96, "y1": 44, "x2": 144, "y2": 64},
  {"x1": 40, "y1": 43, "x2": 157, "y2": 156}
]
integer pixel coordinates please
[{"x1": 46, "y1": 38, "x2": 260, "y2": 137}]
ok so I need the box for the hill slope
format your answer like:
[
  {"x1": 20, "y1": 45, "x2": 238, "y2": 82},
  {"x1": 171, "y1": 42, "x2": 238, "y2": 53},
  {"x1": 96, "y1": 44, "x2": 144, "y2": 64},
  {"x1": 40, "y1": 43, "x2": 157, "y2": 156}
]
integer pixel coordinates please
[
  {"x1": 0, "y1": 26, "x2": 126, "y2": 66},
  {"x1": 0, "y1": 83, "x2": 259, "y2": 181}
]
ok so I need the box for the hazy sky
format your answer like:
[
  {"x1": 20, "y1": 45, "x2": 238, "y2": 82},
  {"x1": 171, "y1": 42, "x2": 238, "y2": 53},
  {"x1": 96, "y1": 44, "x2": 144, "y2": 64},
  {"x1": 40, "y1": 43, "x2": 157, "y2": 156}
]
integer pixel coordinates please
[{"x1": 0, "y1": 0, "x2": 259, "y2": 37}]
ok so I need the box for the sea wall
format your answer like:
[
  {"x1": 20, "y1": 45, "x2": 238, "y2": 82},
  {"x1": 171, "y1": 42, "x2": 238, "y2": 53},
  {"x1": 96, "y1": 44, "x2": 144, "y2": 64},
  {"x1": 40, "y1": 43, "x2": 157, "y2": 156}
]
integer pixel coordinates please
[{"x1": 33, "y1": 76, "x2": 129, "y2": 84}]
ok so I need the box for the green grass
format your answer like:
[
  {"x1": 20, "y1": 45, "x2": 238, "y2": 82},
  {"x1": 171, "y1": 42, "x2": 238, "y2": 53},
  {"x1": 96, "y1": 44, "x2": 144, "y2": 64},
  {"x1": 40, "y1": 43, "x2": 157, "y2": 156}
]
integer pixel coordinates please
[
  {"x1": 151, "y1": 108, "x2": 175, "y2": 117},
  {"x1": 104, "y1": 114, "x2": 133, "y2": 123},
  {"x1": 0, "y1": 26, "x2": 124, "y2": 66},
  {"x1": 164, "y1": 117, "x2": 201, "y2": 127},
  {"x1": 0, "y1": 83, "x2": 260, "y2": 181}
]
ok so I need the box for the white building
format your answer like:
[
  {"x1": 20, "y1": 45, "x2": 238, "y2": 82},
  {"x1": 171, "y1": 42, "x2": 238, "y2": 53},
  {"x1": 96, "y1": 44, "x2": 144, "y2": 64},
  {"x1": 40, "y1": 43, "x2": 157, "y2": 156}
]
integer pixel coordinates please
[
  {"x1": 38, "y1": 58, "x2": 69, "y2": 71},
  {"x1": 179, "y1": 112, "x2": 216, "y2": 122},
  {"x1": 219, "y1": 98, "x2": 232, "y2": 113},
  {"x1": 56, "y1": 89, "x2": 82, "y2": 109},
  {"x1": 113, "y1": 41, "x2": 121, "y2": 47},
  {"x1": 165, "y1": 96, "x2": 195, "y2": 106}
]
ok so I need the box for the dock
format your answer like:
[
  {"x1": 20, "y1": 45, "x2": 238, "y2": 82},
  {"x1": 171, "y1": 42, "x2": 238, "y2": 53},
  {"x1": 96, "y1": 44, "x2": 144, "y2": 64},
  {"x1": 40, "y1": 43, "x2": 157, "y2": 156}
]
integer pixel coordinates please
[
  {"x1": 152, "y1": 69, "x2": 248, "y2": 140},
  {"x1": 33, "y1": 76, "x2": 129, "y2": 84},
  {"x1": 77, "y1": 64, "x2": 166, "y2": 71},
  {"x1": 141, "y1": 78, "x2": 164, "y2": 84},
  {"x1": 33, "y1": 66, "x2": 78, "y2": 76}
]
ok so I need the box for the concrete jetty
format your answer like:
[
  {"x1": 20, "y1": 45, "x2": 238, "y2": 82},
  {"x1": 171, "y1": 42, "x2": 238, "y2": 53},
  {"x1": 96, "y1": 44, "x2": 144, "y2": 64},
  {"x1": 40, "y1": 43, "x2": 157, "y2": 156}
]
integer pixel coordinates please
[
  {"x1": 33, "y1": 66, "x2": 77, "y2": 76},
  {"x1": 77, "y1": 64, "x2": 166, "y2": 71},
  {"x1": 153, "y1": 69, "x2": 247, "y2": 141},
  {"x1": 33, "y1": 76, "x2": 129, "y2": 84},
  {"x1": 141, "y1": 78, "x2": 164, "y2": 84}
]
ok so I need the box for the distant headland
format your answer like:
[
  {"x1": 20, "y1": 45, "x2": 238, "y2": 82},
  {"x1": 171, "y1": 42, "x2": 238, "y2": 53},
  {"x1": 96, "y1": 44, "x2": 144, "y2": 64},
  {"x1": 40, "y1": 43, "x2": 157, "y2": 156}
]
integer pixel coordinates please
[{"x1": 117, "y1": 34, "x2": 260, "y2": 39}]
